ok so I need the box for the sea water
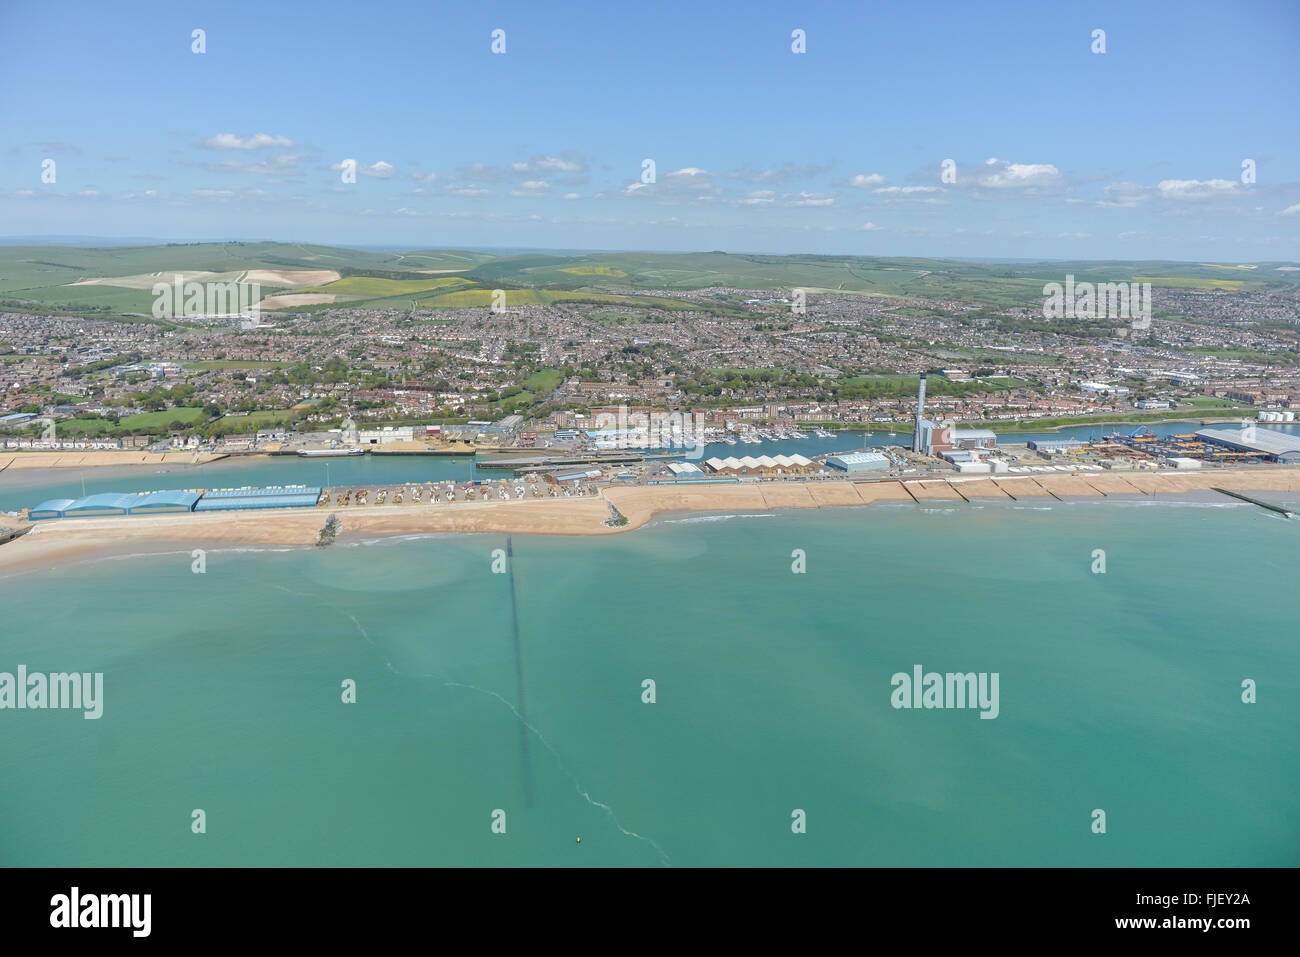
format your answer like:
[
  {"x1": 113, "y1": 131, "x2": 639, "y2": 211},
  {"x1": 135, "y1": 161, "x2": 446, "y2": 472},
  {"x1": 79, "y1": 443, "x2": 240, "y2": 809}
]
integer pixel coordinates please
[{"x1": 0, "y1": 499, "x2": 1295, "y2": 866}]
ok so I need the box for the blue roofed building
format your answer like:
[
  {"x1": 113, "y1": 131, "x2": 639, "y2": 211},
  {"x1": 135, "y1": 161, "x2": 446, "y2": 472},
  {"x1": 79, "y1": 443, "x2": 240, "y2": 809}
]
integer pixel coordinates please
[
  {"x1": 193, "y1": 486, "x2": 322, "y2": 511},
  {"x1": 127, "y1": 490, "x2": 201, "y2": 514},
  {"x1": 29, "y1": 499, "x2": 76, "y2": 520}
]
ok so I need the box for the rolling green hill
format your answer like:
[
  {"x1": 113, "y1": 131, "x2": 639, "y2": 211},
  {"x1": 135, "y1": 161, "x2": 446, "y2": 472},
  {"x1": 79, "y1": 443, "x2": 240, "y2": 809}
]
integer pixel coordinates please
[{"x1": 2, "y1": 242, "x2": 1297, "y2": 319}]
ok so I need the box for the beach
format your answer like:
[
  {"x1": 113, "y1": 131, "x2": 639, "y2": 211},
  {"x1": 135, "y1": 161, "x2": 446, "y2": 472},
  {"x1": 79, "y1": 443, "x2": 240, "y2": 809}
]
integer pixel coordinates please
[
  {"x1": 2, "y1": 467, "x2": 1297, "y2": 577},
  {"x1": 0, "y1": 451, "x2": 227, "y2": 470}
]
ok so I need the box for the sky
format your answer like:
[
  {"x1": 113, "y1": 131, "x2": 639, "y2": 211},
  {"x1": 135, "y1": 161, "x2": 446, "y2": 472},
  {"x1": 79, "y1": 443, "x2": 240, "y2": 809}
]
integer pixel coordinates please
[{"x1": 1, "y1": 0, "x2": 1298, "y2": 260}]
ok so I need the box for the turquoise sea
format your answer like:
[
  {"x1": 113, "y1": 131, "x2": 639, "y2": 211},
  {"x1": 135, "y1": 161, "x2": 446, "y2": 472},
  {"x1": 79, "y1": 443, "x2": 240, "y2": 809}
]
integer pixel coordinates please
[{"x1": 0, "y1": 496, "x2": 1296, "y2": 866}]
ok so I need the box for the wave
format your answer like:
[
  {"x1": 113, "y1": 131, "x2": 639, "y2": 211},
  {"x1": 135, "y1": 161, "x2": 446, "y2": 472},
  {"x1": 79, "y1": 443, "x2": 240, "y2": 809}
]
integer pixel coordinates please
[{"x1": 661, "y1": 512, "x2": 775, "y2": 525}]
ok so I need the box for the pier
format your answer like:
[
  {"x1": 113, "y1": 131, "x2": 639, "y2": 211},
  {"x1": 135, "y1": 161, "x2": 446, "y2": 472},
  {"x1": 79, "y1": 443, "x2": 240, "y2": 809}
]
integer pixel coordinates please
[{"x1": 1211, "y1": 487, "x2": 1295, "y2": 518}]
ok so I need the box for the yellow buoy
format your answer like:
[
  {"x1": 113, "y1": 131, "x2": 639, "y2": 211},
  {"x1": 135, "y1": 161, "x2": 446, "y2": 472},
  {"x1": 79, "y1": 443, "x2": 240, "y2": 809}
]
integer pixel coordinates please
[{"x1": 575, "y1": 837, "x2": 581, "y2": 844}]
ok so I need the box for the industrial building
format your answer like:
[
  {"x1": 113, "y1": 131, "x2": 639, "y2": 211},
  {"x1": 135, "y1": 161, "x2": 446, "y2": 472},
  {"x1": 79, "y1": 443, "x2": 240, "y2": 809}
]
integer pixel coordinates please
[
  {"x1": 30, "y1": 489, "x2": 203, "y2": 520},
  {"x1": 1194, "y1": 427, "x2": 1300, "y2": 463},
  {"x1": 28, "y1": 499, "x2": 76, "y2": 520},
  {"x1": 62, "y1": 493, "x2": 141, "y2": 517},
  {"x1": 544, "y1": 469, "x2": 602, "y2": 484},
  {"x1": 193, "y1": 486, "x2": 323, "y2": 511},
  {"x1": 1028, "y1": 438, "x2": 1086, "y2": 454},
  {"x1": 949, "y1": 429, "x2": 997, "y2": 449},
  {"x1": 825, "y1": 451, "x2": 889, "y2": 473},
  {"x1": 128, "y1": 490, "x2": 202, "y2": 514},
  {"x1": 703, "y1": 454, "x2": 816, "y2": 476},
  {"x1": 666, "y1": 461, "x2": 704, "y2": 476},
  {"x1": 358, "y1": 426, "x2": 414, "y2": 445}
]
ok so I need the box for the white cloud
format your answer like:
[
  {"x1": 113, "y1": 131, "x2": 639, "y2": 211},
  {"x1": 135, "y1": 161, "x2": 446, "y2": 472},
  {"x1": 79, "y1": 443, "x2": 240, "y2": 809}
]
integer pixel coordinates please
[
  {"x1": 510, "y1": 180, "x2": 550, "y2": 197},
  {"x1": 727, "y1": 163, "x2": 829, "y2": 185},
  {"x1": 980, "y1": 162, "x2": 1061, "y2": 189},
  {"x1": 861, "y1": 222, "x2": 884, "y2": 231},
  {"x1": 199, "y1": 132, "x2": 293, "y2": 151},
  {"x1": 359, "y1": 161, "x2": 396, "y2": 179},
  {"x1": 447, "y1": 185, "x2": 490, "y2": 197},
  {"x1": 212, "y1": 152, "x2": 304, "y2": 177},
  {"x1": 512, "y1": 154, "x2": 585, "y2": 175},
  {"x1": 787, "y1": 192, "x2": 834, "y2": 207},
  {"x1": 1280, "y1": 203, "x2": 1300, "y2": 216},
  {"x1": 873, "y1": 185, "x2": 939, "y2": 195},
  {"x1": 1097, "y1": 182, "x2": 1146, "y2": 207},
  {"x1": 849, "y1": 173, "x2": 886, "y2": 188},
  {"x1": 562, "y1": 192, "x2": 581, "y2": 201},
  {"x1": 1156, "y1": 178, "x2": 1238, "y2": 199}
]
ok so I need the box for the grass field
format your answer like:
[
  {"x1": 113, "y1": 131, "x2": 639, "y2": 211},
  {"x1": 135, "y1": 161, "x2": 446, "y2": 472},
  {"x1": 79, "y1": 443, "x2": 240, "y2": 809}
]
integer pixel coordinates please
[
  {"x1": 291, "y1": 276, "x2": 470, "y2": 298},
  {"x1": 559, "y1": 265, "x2": 628, "y2": 277},
  {"x1": 214, "y1": 410, "x2": 297, "y2": 430},
  {"x1": 1133, "y1": 277, "x2": 1246, "y2": 289},
  {"x1": 53, "y1": 407, "x2": 208, "y2": 436},
  {"x1": 522, "y1": 368, "x2": 564, "y2": 393}
]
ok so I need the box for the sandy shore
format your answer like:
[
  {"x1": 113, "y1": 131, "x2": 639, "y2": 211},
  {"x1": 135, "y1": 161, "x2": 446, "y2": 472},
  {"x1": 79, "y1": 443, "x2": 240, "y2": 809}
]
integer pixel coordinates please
[
  {"x1": 1, "y1": 468, "x2": 1297, "y2": 576},
  {"x1": 0, "y1": 451, "x2": 228, "y2": 470}
]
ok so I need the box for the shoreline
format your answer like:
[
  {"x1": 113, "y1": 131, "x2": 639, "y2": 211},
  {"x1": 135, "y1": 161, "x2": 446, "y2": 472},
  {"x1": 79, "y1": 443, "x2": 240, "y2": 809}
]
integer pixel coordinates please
[
  {"x1": 0, "y1": 451, "x2": 231, "y2": 471},
  {"x1": 1, "y1": 468, "x2": 1297, "y2": 577}
]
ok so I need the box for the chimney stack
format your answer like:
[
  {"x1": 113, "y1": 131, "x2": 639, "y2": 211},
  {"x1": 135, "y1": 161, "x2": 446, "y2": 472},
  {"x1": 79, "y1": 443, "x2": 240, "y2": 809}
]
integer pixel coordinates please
[{"x1": 912, "y1": 373, "x2": 928, "y2": 453}]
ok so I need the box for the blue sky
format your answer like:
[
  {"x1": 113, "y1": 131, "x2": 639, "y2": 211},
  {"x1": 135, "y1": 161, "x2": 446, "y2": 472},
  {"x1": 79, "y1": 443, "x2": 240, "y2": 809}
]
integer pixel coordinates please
[{"x1": 2, "y1": 0, "x2": 1298, "y2": 259}]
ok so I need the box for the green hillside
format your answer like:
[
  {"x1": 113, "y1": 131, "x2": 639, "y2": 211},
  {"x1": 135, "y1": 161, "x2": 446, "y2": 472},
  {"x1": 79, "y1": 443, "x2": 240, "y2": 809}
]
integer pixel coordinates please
[{"x1": 3, "y1": 242, "x2": 1298, "y2": 319}]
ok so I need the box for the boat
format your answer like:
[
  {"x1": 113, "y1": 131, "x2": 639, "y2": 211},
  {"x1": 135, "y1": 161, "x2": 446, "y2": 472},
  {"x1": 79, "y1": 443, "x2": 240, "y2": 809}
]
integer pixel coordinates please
[
  {"x1": 298, "y1": 447, "x2": 365, "y2": 457},
  {"x1": 723, "y1": 437, "x2": 738, "y2": 446}
]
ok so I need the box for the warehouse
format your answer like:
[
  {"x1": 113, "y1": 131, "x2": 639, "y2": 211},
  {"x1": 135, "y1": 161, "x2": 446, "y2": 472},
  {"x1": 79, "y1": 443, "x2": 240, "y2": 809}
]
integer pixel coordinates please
[
  {"x1": 666, "y1": 461, "x2": 704, "y2": 476},
  {"x1": 825, "y1": 451, "x2": 890, "y2": 473},
  {"x1": 62, "y1": 493, "x2": 139, "y2": 517},
  {"x1": 28, "y1": 499, "x2": 76, "y2": 520},
  {"x1": 1195, "y1": 427, "x2": 1300, "y2": 463},
  {"x1": 703, "y1": 454, "x2": 816, "y2": 476},
  {"x1": 544, "y1": 469, "x2": 602, "y2": 485},
  {"x1": 193, "y1": 486, "x2": 323, "y2": 511},
  {"x1": 127, "y1": 490, "x2": 201, "y2": 514}
]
